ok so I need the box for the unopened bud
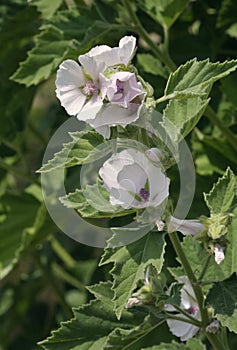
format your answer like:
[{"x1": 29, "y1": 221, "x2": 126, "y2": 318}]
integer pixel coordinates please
[
  {"x1": 156, "y1": 219, "x2": 165, "y2": 231},
  {"x1": 206, "y1": 319, "x2": 220, "y2": 334},
  {"x1": 207, "y1": 214, "x2": 232, "y2": 240},
  {"x1": 125, "y1": 297, "x2": 142, "y2": 309},
  {"x1": 146, "y1": 148, "x2": 163, "y2": 162},
  {"x1": 214, "y1": 244, "x2": 225, "y2": 265}
]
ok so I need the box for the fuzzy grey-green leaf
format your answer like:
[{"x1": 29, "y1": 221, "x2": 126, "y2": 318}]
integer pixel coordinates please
[
  {"x1": 100, "y1": 231, "x2": 166, "y2": 319},
  {"x1": 165, "y1": 59, "x2": 237, "y2": 96},
  {"x1": 204, "y1": 167, "x2": 236, "y2": 214}
]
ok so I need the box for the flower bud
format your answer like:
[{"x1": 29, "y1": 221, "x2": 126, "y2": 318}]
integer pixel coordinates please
[
  {"x1": 207, "y1": 214, "x2": 232, "y2": 240},
  {"x1": 206, "y1": 319, "x2": 220, "y2": 334},
  {"x1": 214, "y1": 244, "x2": 225, "y2": 265}
]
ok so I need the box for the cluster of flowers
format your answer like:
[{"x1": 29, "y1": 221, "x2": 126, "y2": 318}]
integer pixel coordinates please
[
  {"x1": 56, "y1": 36, "x2": 145, "y2": 139},
  {"x1": 56, "y1": 36, "x2": 225, "y2": 342},
  {"x1": 56, "y1": 36, "x2": 171, "y2": 220}
]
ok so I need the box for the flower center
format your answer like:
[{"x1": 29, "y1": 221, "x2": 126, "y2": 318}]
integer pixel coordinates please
[
  {"x1": 139, "y1": 188, "x2": 149, "y2": 202},
  {"x1": 116, "y1": 79, "x2": 124, "y2": 94},
  {"x1": 187, "y1": 305, "x2": 199, "y2": 315},
  {"x1": 82, "y1": 82, "x2": 97, "y2": 96}
]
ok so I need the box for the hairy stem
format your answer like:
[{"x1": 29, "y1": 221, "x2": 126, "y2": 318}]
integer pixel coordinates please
[
  {"x1": 172, "y1": 305, "x2": 202, "y2": 325},
  {"x1": 169, "y1": 233, "x2": 209, "y2": 325},
  {"x1": 169, "y1": 232, "x2": 227, "y2": 350},
  {"x1": 166, "y1": 314, "x2": 200, "y2": 327},
  {"x1": 198, "y1": 254, "x2": 212, "y2": 282}
]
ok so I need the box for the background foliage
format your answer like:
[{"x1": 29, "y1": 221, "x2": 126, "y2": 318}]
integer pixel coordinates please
[{"x1": 0, "y1": 0, "x2": 237, "y2": 349}]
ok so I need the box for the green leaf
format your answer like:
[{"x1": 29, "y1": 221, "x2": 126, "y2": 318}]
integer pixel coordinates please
[
  {"x1": 100, "y1": 232, "x2": 166, "y2": 319},
  {"x1": 191, "y1": 128, "x2": 237, "y2": 177},
  {"x1": 139, "y1": 0, "x2": 189, "y2": 28},
  {"x1": 0, "y1": 193, "x2": 39, "y2": 279},
  {"x1": 226, "y1": 23, "x2": 237, "y2": 38},
  {"x1": 205, "y1": 274, "x2": 237, "y2": 316},
  {"x1": 221, "y1": 71, "x2": 237, "y2": 108},
  {"x1": 137, "y1": 54, "x2": 169, "y2": 79},
  {"x1": 38, "y1": 131, "x2": 105, "y2": 173},
  {"x1": 142, "y1": 338, "x2": 206, "y2": 349},
  {"x1": 0, "y1": 5, "x2": 38, "y2": 138},
  {"x1": 39, "y1": 281, "x2": 145, "y2": 350},
  {"x1": 165, "y1": 59, "x2": 237, "y2": 97},
  {"x1": 173, "y1": 235, "x2": 233, "y2": 283},
  {"x1": 204, "y1": 167, "x2": 236, "y2": 214},
  {"x1": 217, "y1": 0, "x2": 237, "y2": 29},
  {"x1": 161, "y1": 96, "x2": 209, "y2": 142},
  {"x1": 60, "y1": 184, "x2": 134, "y2": 219},
  {"x1": 11, "y1": 7, "x2": 117, "y2": 86},
  {"x1": 29, "y1": 0, "x2": 63, "y2": 19},
  {"x1": 11, "y1": 22, "x2": 78, "y2": 86},
  {"x1": 216, "y1": 309, "x2": 237, "y2": 334},
  {"x1": 104, "y1": 315, "x2": 166, "y2": 350}
]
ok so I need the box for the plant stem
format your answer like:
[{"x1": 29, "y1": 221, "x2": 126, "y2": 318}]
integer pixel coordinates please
[
  {"x1": 169, "y1": 232, "x2": 227, "y2": 350},
  {"x1": 35, "y1": 254, "x2": 73, "y2": 318},
  {"x1": 205, "y1": 105, "x2": 237, "y2": 152},
  {"x1": 163, "y1": 25, "x2": 169, "y2": 53},
  {"x1": 51, "y1": 237, "x2": 77, "y2": 269},
  {"x1": 168, "y1": 232, "x2": 209, "y2": 325},
  {"x1": 52, "y1": 262, "x2": 85, "y2": 292},
  {"x1": 28, "y1": 121, "x2": 47, "y2": 146},
  {"x1": 166, "y1": 314, "x2": 200, "y2": 327},
  {"x1": 198, "y1": 254, "x2": 212, "y2": 282},
  {"x1": 205, "y1": 332, "x2": 230, "y2": 350},
  {"x1": 172, "y1": 305, "x2": 201, "y2": 325},
  {"x1": 122, "y1": 0, "x2": 176, "y2": 73},
  {"x1": 140, "y1": 128, "x2": 150, "y2": 147}
]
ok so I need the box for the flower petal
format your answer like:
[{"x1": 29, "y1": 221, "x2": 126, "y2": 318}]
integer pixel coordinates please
[
  {"x1": 167, "y1": 316, "x2": 199, "y2": 341},
  {"x1": 119, "y1": 36, "x2": 136, "y2": 65},
  {"x1": 56, "y1": 88, "x2": 86, "y2": 116},
  {"x1": 93, "y1": 104, "x2": 140, "y2": 129},
  {"x1": 81, "y1": 36, "x2": 136, "y2": 68},
  {"x1": 117, "y1": 163, "x2": 147, "y2": 193},
  {"x1": 78, "y1": 55, "x2": 105, "y2": 80},
  {"x1": 110, "y1": 187, "x2": 135, "y2": 209},
  {"x1": 56, "y1": 59, "x2": 86, "y2": 91},
  {"x1": 99, "y1": 154, "x2": 132, "y2": 190},
  {"x1": 55, "y1": 60, "x2": 87, "y2": 115},
  {"x1": 168, "y1": 217, "x2": 204, "y2": 235},
  {"x1": 77, "y1": 94, "x2": 103, "y2": 122}
]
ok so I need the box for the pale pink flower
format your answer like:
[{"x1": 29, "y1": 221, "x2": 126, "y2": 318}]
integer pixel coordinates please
[
  {"x1": 99, "y1": 148, "x2": 170, "y2": 209},
  {"x1": 81, "y1": 36, "x2": 136, "y2": 68},
  {"x1": 168, "y1": 216, "x2": 204, "y2": 236},
  {"x1": 166, "y1": 276, "x2": 200, "y2": 341},
  {"x1": 55, "y1": 36, "x2": 145, "y2": 138}
]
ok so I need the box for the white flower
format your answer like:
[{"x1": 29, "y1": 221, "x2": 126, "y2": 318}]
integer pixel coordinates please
[
  {"x1": 81, "y1": 36, "x2": 136, "y2": 68},
  {"x1": 55, "y1": 57, "x2": 104, "y2": 122},
  {"x1": 166, "y1": 276, "x2": 200, "y2": 341},
  {"x1": 99, "y1": 148, "x2": 170, "y2": 209},
  {"x1": 168, "y1": 216, "x2": 204, "y2": 236},
  {"x1": 94, "y1": 71, "x2": 145, "y2": 138},
  {"x1": 100, "y1": 71, "x2": 145, "y2": 108},
  {"x1": 55, "y1": 36, "x2": 146, "y2": 138},
  {"x1": 214, "y1": 244, "x2": 225, "y2": 265}
]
